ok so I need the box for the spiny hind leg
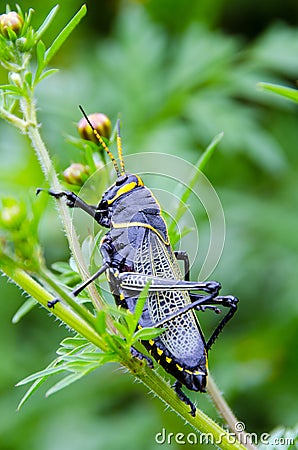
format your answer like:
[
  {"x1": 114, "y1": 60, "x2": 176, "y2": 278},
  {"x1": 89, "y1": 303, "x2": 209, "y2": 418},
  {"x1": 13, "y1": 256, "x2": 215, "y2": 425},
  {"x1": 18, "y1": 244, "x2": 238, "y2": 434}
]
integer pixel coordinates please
[{"x1": 173, "y1": 380, "x2": 196, "y2": 417}]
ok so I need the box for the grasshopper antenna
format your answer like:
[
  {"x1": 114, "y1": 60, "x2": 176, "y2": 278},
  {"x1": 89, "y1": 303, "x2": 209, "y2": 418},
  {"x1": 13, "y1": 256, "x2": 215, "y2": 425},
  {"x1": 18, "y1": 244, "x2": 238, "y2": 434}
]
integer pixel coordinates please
[
  {"x1": 78, "y1": 105, "x2": 121, "y2": 177},
  {"x1": 116, "y1": 119, "x2": 125, "y2": 175}
]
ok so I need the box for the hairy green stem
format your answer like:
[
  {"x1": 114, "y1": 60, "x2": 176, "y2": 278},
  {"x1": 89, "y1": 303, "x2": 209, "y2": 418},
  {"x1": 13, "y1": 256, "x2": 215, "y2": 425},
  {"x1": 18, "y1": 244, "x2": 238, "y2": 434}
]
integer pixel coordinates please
[
  {"x1": 1, "y1": 264, "x2": 106, "y2": 350},
  {"x1": 0, "y1": 107, "x2": 27, "y2": 131},
  {"x1": 207, "y1": 375, "x2": 257, "y2": 450}
]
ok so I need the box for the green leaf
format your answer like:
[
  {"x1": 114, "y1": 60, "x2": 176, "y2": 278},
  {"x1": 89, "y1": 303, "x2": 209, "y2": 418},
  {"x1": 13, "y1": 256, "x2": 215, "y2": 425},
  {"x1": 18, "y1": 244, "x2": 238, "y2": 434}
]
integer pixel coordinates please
[
  {"x1": 44, "y1": 5, "x2": 87, "y2": 66},
  {"x1": 106, "y1": 304, "x2": 131, "y2": 318},
  {"x1": 24, "y1": 71, "x2": 32, "y2": 88},
  {"x1": 170, "y1": 225, "x2": 195, "y2": 247},
  {"x1": 51, "y1": 261, "x2": 81, "y2": 286},
  {"x1": 84, "y1": 146, "x2": 97, "y2": 173},
  {"x1": 38, "y1": 68, "x2": 59, "y2": 83},
  {"x1": 113, "y1": 321, "x2": 130, "y2": 340},
  {"x1": 62, "y1": 361, "x2": 97, "y2": 370},
  {"x1": 34, "y1": 5, "x2": 60, "y2": 42},
  {"x1": 0, "y1": 84, "x2": 23, "y2": 95},
  {"x1": 56, "y1": 345, "x2": 89, "y2": 357},
  {"x1": 16, "y1": 365, "x2": 66, "y2": 386},
  {"x1": 96, "y1": 310, "x2": 107, "y2": 335},
  {"x1": 73, "y1": 352, "x2": 117, "y2": 364},
  {"x1": 258, "y1": 82, "x2": 298, "y2": 103},
  {"x1": 197, "y1": 131, "x2": 224, "y2": 172},
  {"x1": 17, "y1": 377, "x2": 47, "y2": 411},
  {"x1": 12, "y1": 297, "x2": 37, "y2": 323},
  {"x1": 34, "y1": 40, "x2": 46, "y2": 84},
  {"x1": 132, "y1": 326, "x2": 165, "y2": 343},
  {"x1": 45, "y1": 371, "x2": 92, "y2": 397},
  {"x1": 132, "y1": 281, "x2": 151, "y2": 328},
  {"x1": 51, "y1": 261, "x2": 69, "y2": 273},
  {"x1": 59, "y1": 335, "x2": 89, "y2": 349},
  {"x1": 20, "y1": 7, "x2": 34, "y2": 36}
]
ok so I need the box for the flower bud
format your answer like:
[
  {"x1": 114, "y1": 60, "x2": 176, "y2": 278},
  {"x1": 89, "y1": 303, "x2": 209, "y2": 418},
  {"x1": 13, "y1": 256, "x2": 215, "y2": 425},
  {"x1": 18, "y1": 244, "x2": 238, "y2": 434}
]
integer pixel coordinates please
[
  {"x1": 0, "y1": 200, "x2": 25, "y2": 229},
  {"x1": 0, "y1": 12, "x2": 23, "y2": 38},
  {"x1": 78, "y1": 113, "x2": 111, "y2": 143},
  {"x1": 63, "y1": 163, "x2": 90, "y2": 186},
  {"x1": 9, "y1": 72, "x2": 22, "y2": 88}
]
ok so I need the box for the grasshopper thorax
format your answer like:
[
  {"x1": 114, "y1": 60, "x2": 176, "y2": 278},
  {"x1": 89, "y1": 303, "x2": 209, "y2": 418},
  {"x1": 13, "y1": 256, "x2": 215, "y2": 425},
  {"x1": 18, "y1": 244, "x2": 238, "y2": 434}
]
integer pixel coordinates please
[{"x1": 102, "y1": 173, "x2": 145, "y2": 207}]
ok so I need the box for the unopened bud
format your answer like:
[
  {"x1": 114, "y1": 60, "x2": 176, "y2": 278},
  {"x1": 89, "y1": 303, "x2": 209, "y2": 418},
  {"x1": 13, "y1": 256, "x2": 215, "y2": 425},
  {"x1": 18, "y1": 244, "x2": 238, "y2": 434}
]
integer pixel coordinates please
[
  {"x1": 0, "y1": 202, "x2": 24, "y2": 229},
  {"x1": 63, "y1": 163, "x2": 90, "y2": 186},
  {"x1": 78, "y1": 113, "x2": 111, "y2": 143},
  {"x1": 9, "y1": 72, "x2": 22, "y2": 87},
  {"x1": 0, "y1": 12, "x2": 23, "y2": 38}
]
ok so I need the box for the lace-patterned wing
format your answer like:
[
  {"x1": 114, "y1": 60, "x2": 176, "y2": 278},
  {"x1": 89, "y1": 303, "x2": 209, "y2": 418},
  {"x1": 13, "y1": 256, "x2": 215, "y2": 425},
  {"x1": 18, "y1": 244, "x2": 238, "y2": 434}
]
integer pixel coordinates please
[{"x1": 134, "y1": 230, "x2": 204, "y2": 363}]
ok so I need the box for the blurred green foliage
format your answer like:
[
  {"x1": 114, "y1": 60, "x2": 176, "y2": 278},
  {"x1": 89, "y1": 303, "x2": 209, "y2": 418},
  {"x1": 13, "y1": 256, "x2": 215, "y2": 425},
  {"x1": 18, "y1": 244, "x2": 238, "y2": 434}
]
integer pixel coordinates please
[{"x1": 0, "y1": 1, "x2": 298, "y2": 449}]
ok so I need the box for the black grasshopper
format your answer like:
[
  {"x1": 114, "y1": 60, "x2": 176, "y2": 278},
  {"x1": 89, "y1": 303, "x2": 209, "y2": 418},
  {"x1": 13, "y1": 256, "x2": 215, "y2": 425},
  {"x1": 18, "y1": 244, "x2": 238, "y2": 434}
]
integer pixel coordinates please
[{"x1": 41, "y1": 107, "x2": 238, "y2": 416}]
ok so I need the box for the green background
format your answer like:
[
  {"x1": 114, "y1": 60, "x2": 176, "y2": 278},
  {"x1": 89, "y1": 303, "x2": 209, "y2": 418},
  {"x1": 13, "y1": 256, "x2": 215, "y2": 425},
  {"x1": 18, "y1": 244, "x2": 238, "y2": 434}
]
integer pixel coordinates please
[{"x1": 0, "y1": 1, "x2": 298, "y2": 449}]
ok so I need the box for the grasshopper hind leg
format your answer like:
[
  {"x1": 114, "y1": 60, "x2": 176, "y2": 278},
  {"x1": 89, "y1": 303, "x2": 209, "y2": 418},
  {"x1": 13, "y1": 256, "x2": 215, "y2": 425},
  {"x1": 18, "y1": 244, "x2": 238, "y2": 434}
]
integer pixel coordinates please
[
  {"x1": 130, "y1": 346, "x2": 154, "y2": 368},
  {"x1": 173, "y1": 380, "x2": 196, "y2": 417}
]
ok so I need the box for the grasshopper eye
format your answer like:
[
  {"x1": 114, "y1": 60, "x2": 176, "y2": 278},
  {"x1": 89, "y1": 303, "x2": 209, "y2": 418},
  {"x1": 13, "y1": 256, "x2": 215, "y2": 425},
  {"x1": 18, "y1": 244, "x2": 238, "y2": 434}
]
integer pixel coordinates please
[{"x1": 116, "y1": 175, "x2": 128, "y2": 186}]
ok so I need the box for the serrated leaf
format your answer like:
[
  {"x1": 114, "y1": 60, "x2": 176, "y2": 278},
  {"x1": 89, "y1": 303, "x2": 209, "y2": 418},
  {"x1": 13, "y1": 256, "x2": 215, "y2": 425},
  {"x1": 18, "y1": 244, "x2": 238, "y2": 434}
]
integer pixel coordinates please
[
  {"x1": 12, "y1": 297, "x2": 37, "y2": 323},
  {"x1": 44, "y1": 5, "x2": 87, "y2": 66}
]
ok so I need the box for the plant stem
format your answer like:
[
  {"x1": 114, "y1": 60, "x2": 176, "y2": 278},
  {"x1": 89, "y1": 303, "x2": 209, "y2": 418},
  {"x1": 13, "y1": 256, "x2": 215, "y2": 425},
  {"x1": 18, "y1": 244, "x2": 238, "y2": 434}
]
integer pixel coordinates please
[
  {"x1": 1, "y1": 263, "x2": 106, "y2": 351},
  {"x1": 0, "y1": 107, "x2": 27, "y2": 131},
  {"x1": 207, "y1": 376, "x2": 257, "y2": 450}
]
